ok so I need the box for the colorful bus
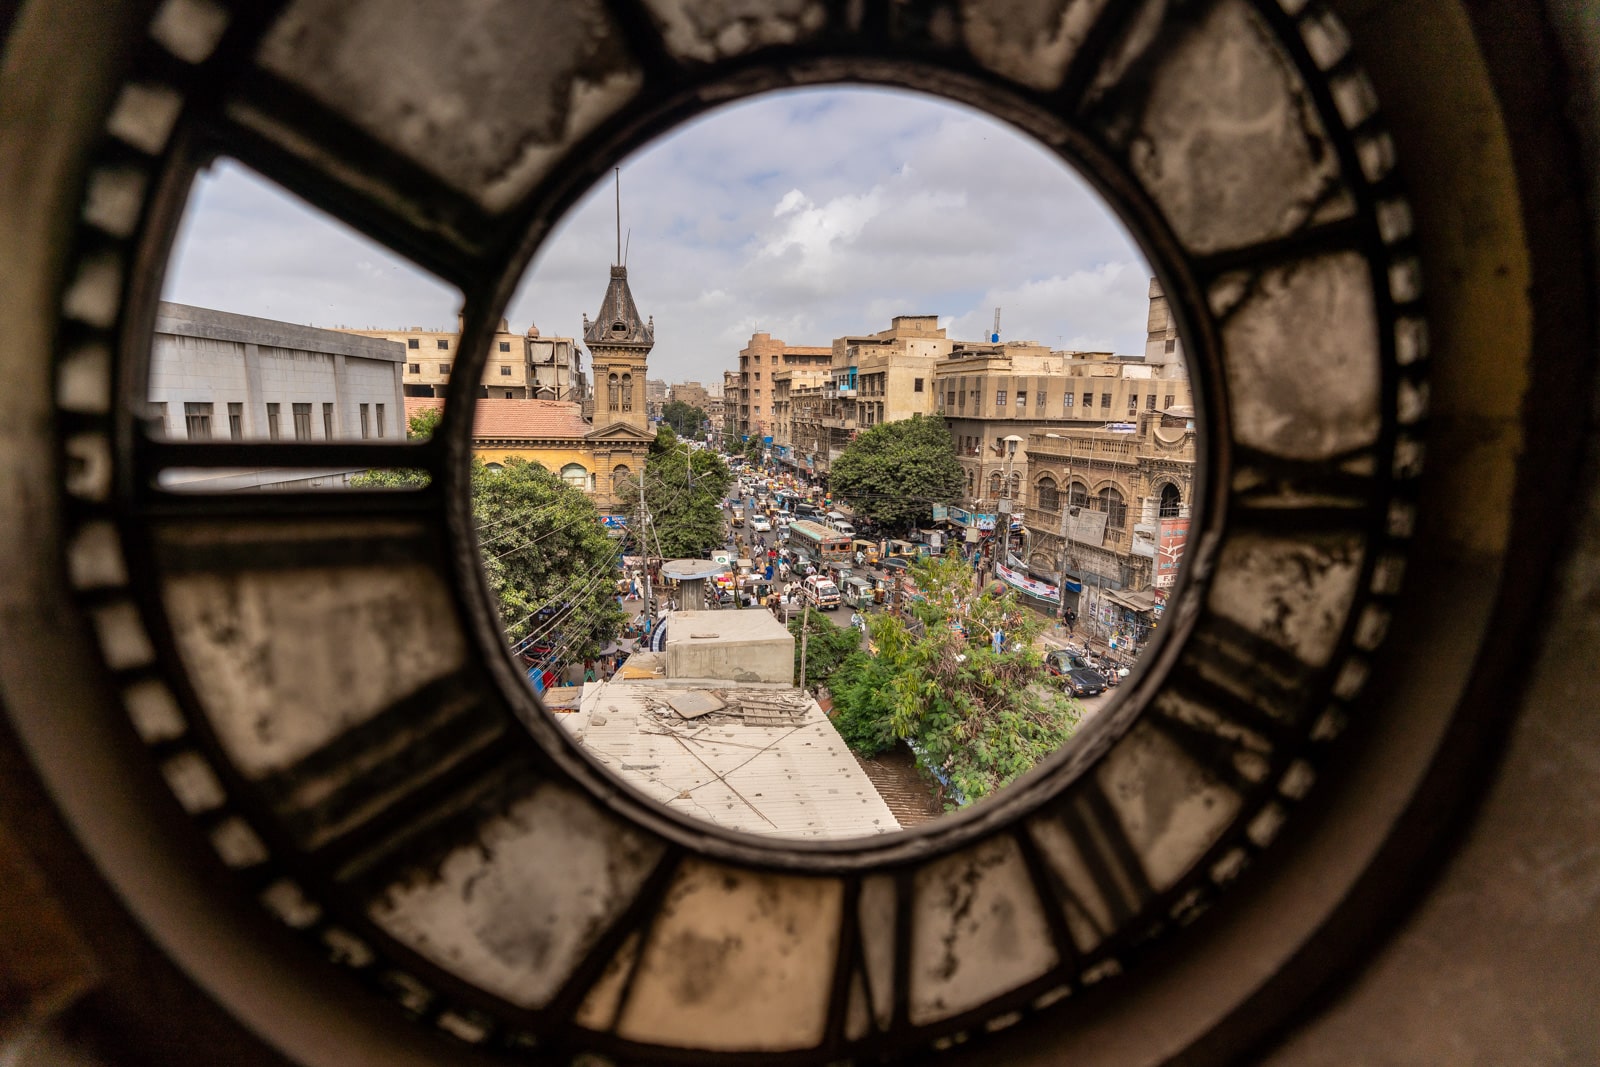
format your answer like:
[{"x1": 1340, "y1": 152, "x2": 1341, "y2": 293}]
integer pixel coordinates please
[{"x1": 787, "y1": 519, "x2": 853, "y2": 564}]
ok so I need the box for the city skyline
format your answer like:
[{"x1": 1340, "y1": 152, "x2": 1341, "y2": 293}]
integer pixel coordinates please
[{"x1": 164, "y1": 86, "x2": 1156, "y2": 384}]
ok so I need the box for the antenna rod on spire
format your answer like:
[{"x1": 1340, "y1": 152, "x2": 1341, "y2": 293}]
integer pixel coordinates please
[
  {"x1": 614, "y1": 167, "x2": 621, "y2": 266},
  {"x1": 624, "y1": 228, "x2": 631, "y2": 268}
]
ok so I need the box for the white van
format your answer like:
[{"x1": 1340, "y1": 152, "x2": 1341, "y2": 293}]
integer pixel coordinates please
[{"x1": 801, "y1": 575, "x2": 842, "y2": 611}]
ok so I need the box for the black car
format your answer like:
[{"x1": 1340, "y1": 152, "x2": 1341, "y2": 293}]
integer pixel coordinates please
[{"x1": 1045, "y1": 649, "x2": 1108, "y2": 697}]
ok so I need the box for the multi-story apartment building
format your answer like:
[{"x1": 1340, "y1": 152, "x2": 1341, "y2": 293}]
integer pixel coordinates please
[
  {"x1": 787, "y1": 315, "x2": 951, "y2": 477},
  {"x1": 1019, "y1": 406, "x2": 1197, "y2": 648},
  {"x1": 339, "y1": 319, "x2": 583, "y2": 401},
  {"x1": 936, "y1": 340, "x2": 1191, "y2": 509},
  {"x1": 769, "y1": 367, "x2": 829, "y2": 463},
  {"x1": 733, "y1": 332, "x2": 831, "y2": 442},
  {"x1": 668, "y1": 381, "x2": 712, "y2": 412},
  {"x1": 721, "y1": 369, "x2": 740, "y2": 445}
]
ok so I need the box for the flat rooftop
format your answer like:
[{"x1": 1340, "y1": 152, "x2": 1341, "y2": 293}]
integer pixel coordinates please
[
  {"x1": 552, "y1": 679, "x2": 901, "y2": 840},
  {"x1": 665, "y1": 609, "x2": 791, "y2": 645}
]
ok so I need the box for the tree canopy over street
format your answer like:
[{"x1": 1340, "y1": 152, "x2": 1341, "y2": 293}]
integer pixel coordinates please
[
  {"x1": 830, "y1": 553, "x2": 1081, "y2": 807},
  {"x1": 623, "y1": 428, "x2": 733, "y2": 559},
  {"x1": 472, "y1": 457, "x2": 626, "y2": 655},
  {"x1": 829, "y1": 414, "x2": 964, "y2": 530},
  {"x1": 660, "y1": 400, "x2": 708, "y2": 440},
  {"x1": 787, "y1": 609, "x2": 861, "y2": 688}
]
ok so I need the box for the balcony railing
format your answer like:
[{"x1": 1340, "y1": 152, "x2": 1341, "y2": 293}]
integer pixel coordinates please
[{"x1": 1023, "y1": 504, "x2": 1061, "y2": 531}]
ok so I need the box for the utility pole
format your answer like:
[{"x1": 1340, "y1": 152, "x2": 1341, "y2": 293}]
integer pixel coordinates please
[
  {"x1": 799, "y1": 600, "x2": 810, "y2": 690},
  {"x1": 638, "y1": 475, "x2": 653, "y2": 631}
]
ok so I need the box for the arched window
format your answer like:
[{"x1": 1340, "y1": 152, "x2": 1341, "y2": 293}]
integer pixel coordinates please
[
  {"x1": 989, "y1": 472, "x2": 1002, "y2": 497},
  {"x1": 966, "y1": 469, "x2": 974, "y2": 494},
  {"x1": 612, "y1": 465, "x2": 632, "y2": 493},
  {"x1": 1036, "y1": 475, "x2": 1059, "y2": 512},
  {"x1": 1008, "y1": 471, "x2": 1022, "y2": 498},
  {"x1": 607, "y1": 373, "x2": 619, "y2": 410},
  {"x1": 484, "y1": 462, "x2": 504, "y2": 473},
  {"x1": 1097, "y1": 486, "x2": 1128, "y2": 529},
  {"x1": 560, "y1": 463, "x2": 588, "y2": 489},
  {"x1": 621, "y1": 373, "x2": 633, "y2": 412},
  {"x1": 1068, "y1": 481, "x2": 1089, "y2": 510},
  {"x1": 1159, "y1": 482, "x2": 1183, "y2": 518}
]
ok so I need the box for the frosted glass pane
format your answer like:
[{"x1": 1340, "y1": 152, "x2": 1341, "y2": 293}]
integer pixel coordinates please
[
  {"x1": 369, "y1": 783, "x2": 663, "y2": 1009},
  {"x1": 643, "y1": 0, "x2": 826, "y2": 62},
  {"x1": 259, "y1": 0, "x2": 643, "y2": 211},
  {"x1": 163, "y1": 559, "x2": 464, "y2": 776},
  {"x1": 1219, "y1": 251, "x2": 1380, "y2": 459},
  {"x1": 1208, "y1": 532, "x2": 1364, "y2": 667},
  {"x1": 1096, "y1": 722, "x2": 1242, "y2": 892},
  {"x1": 961, "y1": 0, "x2": 1110, "y2": 91},
  {"x1": 1126, "y1": 0, "x2": 1351, "y2": 255},
  {"x1": 617, "y1": 861, "x2": 842, "y2": 1051},
  {"x1": 910, "y1": 837, "x2": 1057, "y2": 1025}
]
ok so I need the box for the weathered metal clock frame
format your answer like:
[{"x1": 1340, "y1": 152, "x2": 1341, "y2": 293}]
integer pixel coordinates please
[{"x1": 47, "y1": 0, "x2": 1435, "y2": 1062}]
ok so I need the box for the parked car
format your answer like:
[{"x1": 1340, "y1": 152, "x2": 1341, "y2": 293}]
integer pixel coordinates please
[{"x1": 1045, "y1": 649, "x2": 1108, "y2": 698}]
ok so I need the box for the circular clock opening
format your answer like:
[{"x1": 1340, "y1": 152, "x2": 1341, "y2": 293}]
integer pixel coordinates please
[{"x1": 481, "y1": 86, "x2": 1202, "y2": 840}]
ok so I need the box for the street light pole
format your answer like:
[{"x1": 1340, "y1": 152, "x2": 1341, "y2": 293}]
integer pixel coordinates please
[{"x1": 993, "y1": 434, "x2": 1023, "y2": 586}]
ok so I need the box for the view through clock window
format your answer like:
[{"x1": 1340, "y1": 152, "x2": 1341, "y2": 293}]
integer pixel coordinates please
[
  {"x1": 481, "y1": 87, "x2": 1200, "y2": 838},
  {"x1": 158, "y1": 87, "x2": 1201, "y2": 842}
]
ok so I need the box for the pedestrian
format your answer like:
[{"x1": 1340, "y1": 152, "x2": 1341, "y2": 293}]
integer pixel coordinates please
[{"x1": 1065, "y1": 608, "x2": 1076, "y2": 634}]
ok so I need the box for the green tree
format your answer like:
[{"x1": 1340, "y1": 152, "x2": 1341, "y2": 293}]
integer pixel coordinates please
[
  {"x1": 829, "y1": 651, "x2": 898, "y2": 756},
  {"x1": 352, "y1": 416, "x2": 625, "y2": 664},
  {"x1": 407, "y1": 404, "x2": 443, "y2": 440},
  {"x1": 345, "y1": 404, "x2": 440, "y2": 487},
  {"x1": 788, "y1": 609, "x2": 862, "y2": 688},
  {"x1": 829, "y1": 414, "x2": 963, "y2": 531},
  {"x1": 831, "y1": 552, "x2": 1081, "y2": 807},
  {"x1": 623, "y1": 428, "x2": 733, "y2": 559},
  {"x1": 741, "y1": 436, "x2": 764, "y2": 466},
  {"x1": 472, "y1": 457, "x2": 625, "y2": 655},
  {"x1": 661, "y1": 400, "x2": 707, "y2": 439}
]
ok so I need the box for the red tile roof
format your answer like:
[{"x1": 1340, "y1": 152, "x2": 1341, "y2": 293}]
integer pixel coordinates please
[{"x1": 405, "y1": 397, "x2": 593, "y2": 440}]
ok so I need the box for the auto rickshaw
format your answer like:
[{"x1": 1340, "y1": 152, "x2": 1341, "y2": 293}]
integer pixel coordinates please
[
  {"x1": 851, "y1": 539, "x2": 879, "y2": 566},
  {"x1": 887, "y1": 539, "x2": 919, "y2": 561},
  {"x1": 843, "y1": 576, "x2": 873, "y2": 610}
]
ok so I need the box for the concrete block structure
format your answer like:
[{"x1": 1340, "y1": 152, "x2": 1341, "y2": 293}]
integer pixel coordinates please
[{"x1": 662, "y1": 609, "x2": 794, "y2": 684}]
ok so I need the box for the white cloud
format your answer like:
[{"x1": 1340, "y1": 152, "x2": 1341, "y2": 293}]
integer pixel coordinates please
[
  {"x1": 945, "y1": 263, "x2": 1152, "y2": 354},
  {"x1": 165, "y1": 86, "x2": 1157, "y2": 386}
]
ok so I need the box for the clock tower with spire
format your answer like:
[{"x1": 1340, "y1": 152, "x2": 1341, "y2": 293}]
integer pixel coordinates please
[{"x1": 582, "y1": 265, "x2": 654, "y2": 435}]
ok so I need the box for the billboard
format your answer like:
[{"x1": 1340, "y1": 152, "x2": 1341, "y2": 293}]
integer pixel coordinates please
[
  {"x1": 996, "y1": 561, "x2": 1061, "y2": 604},
  {"x1": 1155, "y1": 518, "x2": 1190, "y2": 587}
]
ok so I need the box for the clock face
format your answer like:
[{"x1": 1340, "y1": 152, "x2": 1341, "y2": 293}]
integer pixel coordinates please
[{"x1": 50, "y1": 0, "x2": 1425, "y2": 1060}]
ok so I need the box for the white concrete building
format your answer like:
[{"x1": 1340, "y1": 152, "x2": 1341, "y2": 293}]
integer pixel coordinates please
[{"x1": 149, "y1": 302, "x2": 408, "y2": 491}]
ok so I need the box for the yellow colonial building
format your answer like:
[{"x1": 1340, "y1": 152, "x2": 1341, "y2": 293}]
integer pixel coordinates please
[{"x1": 400, "y1": 258, "x2": 658, "y2": 513}]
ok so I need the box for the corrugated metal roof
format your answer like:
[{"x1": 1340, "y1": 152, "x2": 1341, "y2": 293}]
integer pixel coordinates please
[{"x1": 557, "y1": 680, "x2": 901, "y2": 839}]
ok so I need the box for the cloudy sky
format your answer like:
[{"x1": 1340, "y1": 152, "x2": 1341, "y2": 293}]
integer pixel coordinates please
[{"x1": 165, "y1": 86, "x2": 1154, "y2": 386}]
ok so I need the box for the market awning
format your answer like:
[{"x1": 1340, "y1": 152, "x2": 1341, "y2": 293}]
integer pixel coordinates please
[{"x1": 1104, "y1": 588, "x2": 1157, "y2": 612}]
